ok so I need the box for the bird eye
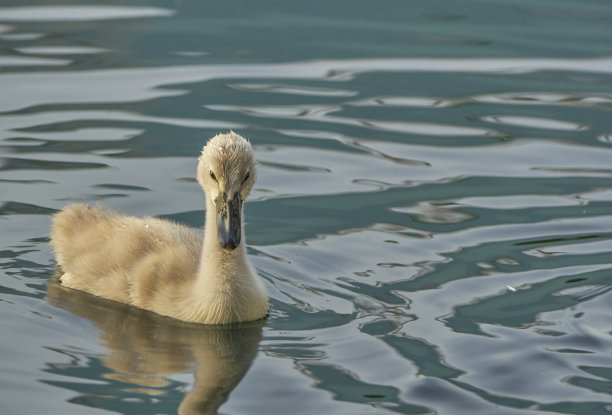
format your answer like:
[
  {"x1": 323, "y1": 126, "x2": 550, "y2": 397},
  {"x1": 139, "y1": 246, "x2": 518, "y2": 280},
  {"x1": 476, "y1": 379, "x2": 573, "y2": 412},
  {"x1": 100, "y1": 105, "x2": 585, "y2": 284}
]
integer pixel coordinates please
[
  {"x1": 243, "y1": 171, "x2": 250, "y2": 183},
  {"x1": 210, "y1": 170, "x2": 217, "y2": 182}
]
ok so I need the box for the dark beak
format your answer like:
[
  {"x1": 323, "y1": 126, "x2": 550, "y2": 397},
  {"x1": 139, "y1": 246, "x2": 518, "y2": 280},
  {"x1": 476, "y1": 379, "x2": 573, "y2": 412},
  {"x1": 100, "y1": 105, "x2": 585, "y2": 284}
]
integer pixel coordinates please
[{"x1": 216, "y1": 192, "x2": 242, "y2": 251}]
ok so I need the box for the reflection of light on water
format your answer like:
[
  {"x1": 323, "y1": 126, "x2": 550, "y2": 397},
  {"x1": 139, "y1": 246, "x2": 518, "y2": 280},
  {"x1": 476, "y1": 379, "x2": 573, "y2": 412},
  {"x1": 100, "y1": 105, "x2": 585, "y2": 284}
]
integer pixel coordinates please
[
  {"x1": 598, "y1": 134, "x2": 612, "y2": 143},
  {"x1": 0, "y1": 6, "x2": 176, "y2": 22},
  {"x1": 229, "y1": 83, "x2": 357, "y2": 97},
  {"x1": 0, "y1": 111, "x2": 242, "y2": 139},
  {"x1": 362, "y1": 139, "x2": 612, "y2": 179},
  {"x1": 0, "y1": 0, "x2": 610, "y2": 412},
  {"x1": 8, "y1": 127, "x2": 144, "y2": 142},
  {"x1": 3, "y1": 56, "x2": 612, "y2": 112},
  {"x1": 392, "y1": 201, "x2": 474, "y2": 224},
  {"x1": 350, "y1": 96, "x2": 455, "y2": 108},
  {"x1": 480, "y1": 115, "x2": 587, "y2": 131},
  {"x1": 0, "y1": 56, "x2": 70, "y2": 66},
  {"x1": 474, "y1": 92, "x2": 612, "y2": 106},
  {"x1": 456, "y1": 194, "x2": 582, "y2": 210},
  {"x1": 524, "y1": 238, "x2": 612, "y2": 258},
  {"x1": 15, "y1": 46, "x2": 111, "y2": 55}
]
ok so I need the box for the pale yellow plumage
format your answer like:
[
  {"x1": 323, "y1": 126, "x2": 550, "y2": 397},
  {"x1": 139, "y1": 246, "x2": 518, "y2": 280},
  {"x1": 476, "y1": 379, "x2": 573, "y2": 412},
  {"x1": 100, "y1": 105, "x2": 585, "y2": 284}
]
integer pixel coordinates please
[{"x1": 50, "y1": 132, "x2": 268, "y2": 324}]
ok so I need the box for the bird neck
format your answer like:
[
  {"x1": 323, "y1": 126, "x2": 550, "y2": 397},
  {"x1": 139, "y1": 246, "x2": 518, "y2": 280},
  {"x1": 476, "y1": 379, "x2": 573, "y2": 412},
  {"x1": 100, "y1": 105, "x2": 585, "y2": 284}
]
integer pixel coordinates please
[
  {"x1": 198, "y1": 196, "x2": 251, "y2": 285},
  {"x1": 188, "y1": 195, "x2": 268, "y2": 324}
]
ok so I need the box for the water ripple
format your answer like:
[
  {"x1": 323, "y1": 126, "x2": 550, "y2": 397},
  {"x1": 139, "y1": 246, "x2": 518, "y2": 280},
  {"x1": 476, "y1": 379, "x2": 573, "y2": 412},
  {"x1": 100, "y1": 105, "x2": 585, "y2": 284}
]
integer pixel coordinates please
[
  {"x1": 2, "y1": 8, "x2": 612, "y2": 413},
  {"x1": 474, "y1": 92, "x2": 612, "y2": 107},
  {"x1": 0, "y1": 6, "x2": 176, "y2": 22},
  {"x1": 15, "y1": 46, "x2": 110, "y2": 55},
  {"x1": 0, "y1": 56, "x2": 70, "y2": 66},
  {"x1": 0, "y1": 110, "x2": 241, "y2": 139},
  {"x1": 228, "y1": 83, "x2": 357, "y2": 97},
  {"x1": 481, "y1": 115, "x2": 588, "y2": 131},
  {"x1": 2, "y1": 57, "x2": 612, "y2": 112}
]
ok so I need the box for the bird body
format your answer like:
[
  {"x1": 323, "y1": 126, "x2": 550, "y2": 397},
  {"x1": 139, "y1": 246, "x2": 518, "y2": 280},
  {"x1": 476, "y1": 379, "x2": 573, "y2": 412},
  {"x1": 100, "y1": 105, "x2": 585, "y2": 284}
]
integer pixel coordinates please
[{"x1": 51, "y1": 132, "x2": 268, "y2": 324}]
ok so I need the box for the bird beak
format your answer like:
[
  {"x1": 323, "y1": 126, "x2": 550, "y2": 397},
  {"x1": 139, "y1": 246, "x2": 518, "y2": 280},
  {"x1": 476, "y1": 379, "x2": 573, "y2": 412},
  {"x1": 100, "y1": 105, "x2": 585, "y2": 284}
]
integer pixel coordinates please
[{"x1": 216, "y1": 192, "x2": 242, "y2": 251}]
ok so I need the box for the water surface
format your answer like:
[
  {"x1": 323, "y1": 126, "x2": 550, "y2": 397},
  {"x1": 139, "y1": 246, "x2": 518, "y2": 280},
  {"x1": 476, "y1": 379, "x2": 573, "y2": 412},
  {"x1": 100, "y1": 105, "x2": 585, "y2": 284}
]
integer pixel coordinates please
[{"x1": 2, "y1": 1, "x2": 612, "y2": 414}]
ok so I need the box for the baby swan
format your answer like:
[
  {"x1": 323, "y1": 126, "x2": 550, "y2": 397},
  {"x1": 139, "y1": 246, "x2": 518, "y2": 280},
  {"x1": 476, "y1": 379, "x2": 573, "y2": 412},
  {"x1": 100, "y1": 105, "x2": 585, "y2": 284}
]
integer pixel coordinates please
[{"x1": 50, "y1": 132, "x2": 268, "y2": 324}]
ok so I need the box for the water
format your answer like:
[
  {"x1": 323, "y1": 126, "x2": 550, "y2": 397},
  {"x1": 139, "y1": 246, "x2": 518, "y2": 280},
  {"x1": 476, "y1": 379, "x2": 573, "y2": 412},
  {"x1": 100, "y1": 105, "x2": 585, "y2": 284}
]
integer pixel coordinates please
[{"x1": 2, "y1": 1, "x2": 612, "y2": 414}]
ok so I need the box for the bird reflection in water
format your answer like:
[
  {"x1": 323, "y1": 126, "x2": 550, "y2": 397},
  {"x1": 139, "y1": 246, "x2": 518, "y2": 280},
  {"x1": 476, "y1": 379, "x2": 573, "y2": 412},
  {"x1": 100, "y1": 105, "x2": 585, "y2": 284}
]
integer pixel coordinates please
[{"x1": 46, "y1": 275, "x2": 264, "y2": 415}]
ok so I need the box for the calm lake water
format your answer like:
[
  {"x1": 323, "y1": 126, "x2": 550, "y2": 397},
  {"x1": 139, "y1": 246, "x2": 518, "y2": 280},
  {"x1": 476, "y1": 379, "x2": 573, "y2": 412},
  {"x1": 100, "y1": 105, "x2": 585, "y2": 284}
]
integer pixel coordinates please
[{"x1": 2, "y1": 1, "x2": 612, "y2": 414}]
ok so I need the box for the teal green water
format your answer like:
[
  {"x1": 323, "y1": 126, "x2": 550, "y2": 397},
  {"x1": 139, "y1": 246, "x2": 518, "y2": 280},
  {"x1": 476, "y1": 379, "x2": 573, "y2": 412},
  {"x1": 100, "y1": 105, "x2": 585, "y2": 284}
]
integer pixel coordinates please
[{"x1": 2, "y1": 1, "x2": 612, "y2": 414}]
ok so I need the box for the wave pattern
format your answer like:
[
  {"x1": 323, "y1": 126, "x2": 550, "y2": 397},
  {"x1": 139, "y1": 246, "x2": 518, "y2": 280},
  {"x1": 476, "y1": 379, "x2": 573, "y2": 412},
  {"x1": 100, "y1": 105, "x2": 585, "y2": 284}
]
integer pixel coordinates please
[{"x1": 1, "y1": 1, "x2": 612, "y2": 414}]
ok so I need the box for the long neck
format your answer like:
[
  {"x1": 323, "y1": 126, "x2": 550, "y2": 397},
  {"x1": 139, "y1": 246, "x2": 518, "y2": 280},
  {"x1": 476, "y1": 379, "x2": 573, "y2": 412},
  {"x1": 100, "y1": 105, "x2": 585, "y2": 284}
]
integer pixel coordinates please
[
  {"x1": 188, "y1": 194, "x2": 268, "y2": 324},
  {"x1": 198, "y1": 196, "x2": 250, "y2": 285}
]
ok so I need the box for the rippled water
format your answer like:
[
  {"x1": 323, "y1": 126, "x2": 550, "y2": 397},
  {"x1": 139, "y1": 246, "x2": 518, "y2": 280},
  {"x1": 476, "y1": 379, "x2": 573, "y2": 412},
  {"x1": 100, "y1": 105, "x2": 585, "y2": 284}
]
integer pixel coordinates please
[{"x1": 2, "y1": 1, "x2": 612, "y2": 414}]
